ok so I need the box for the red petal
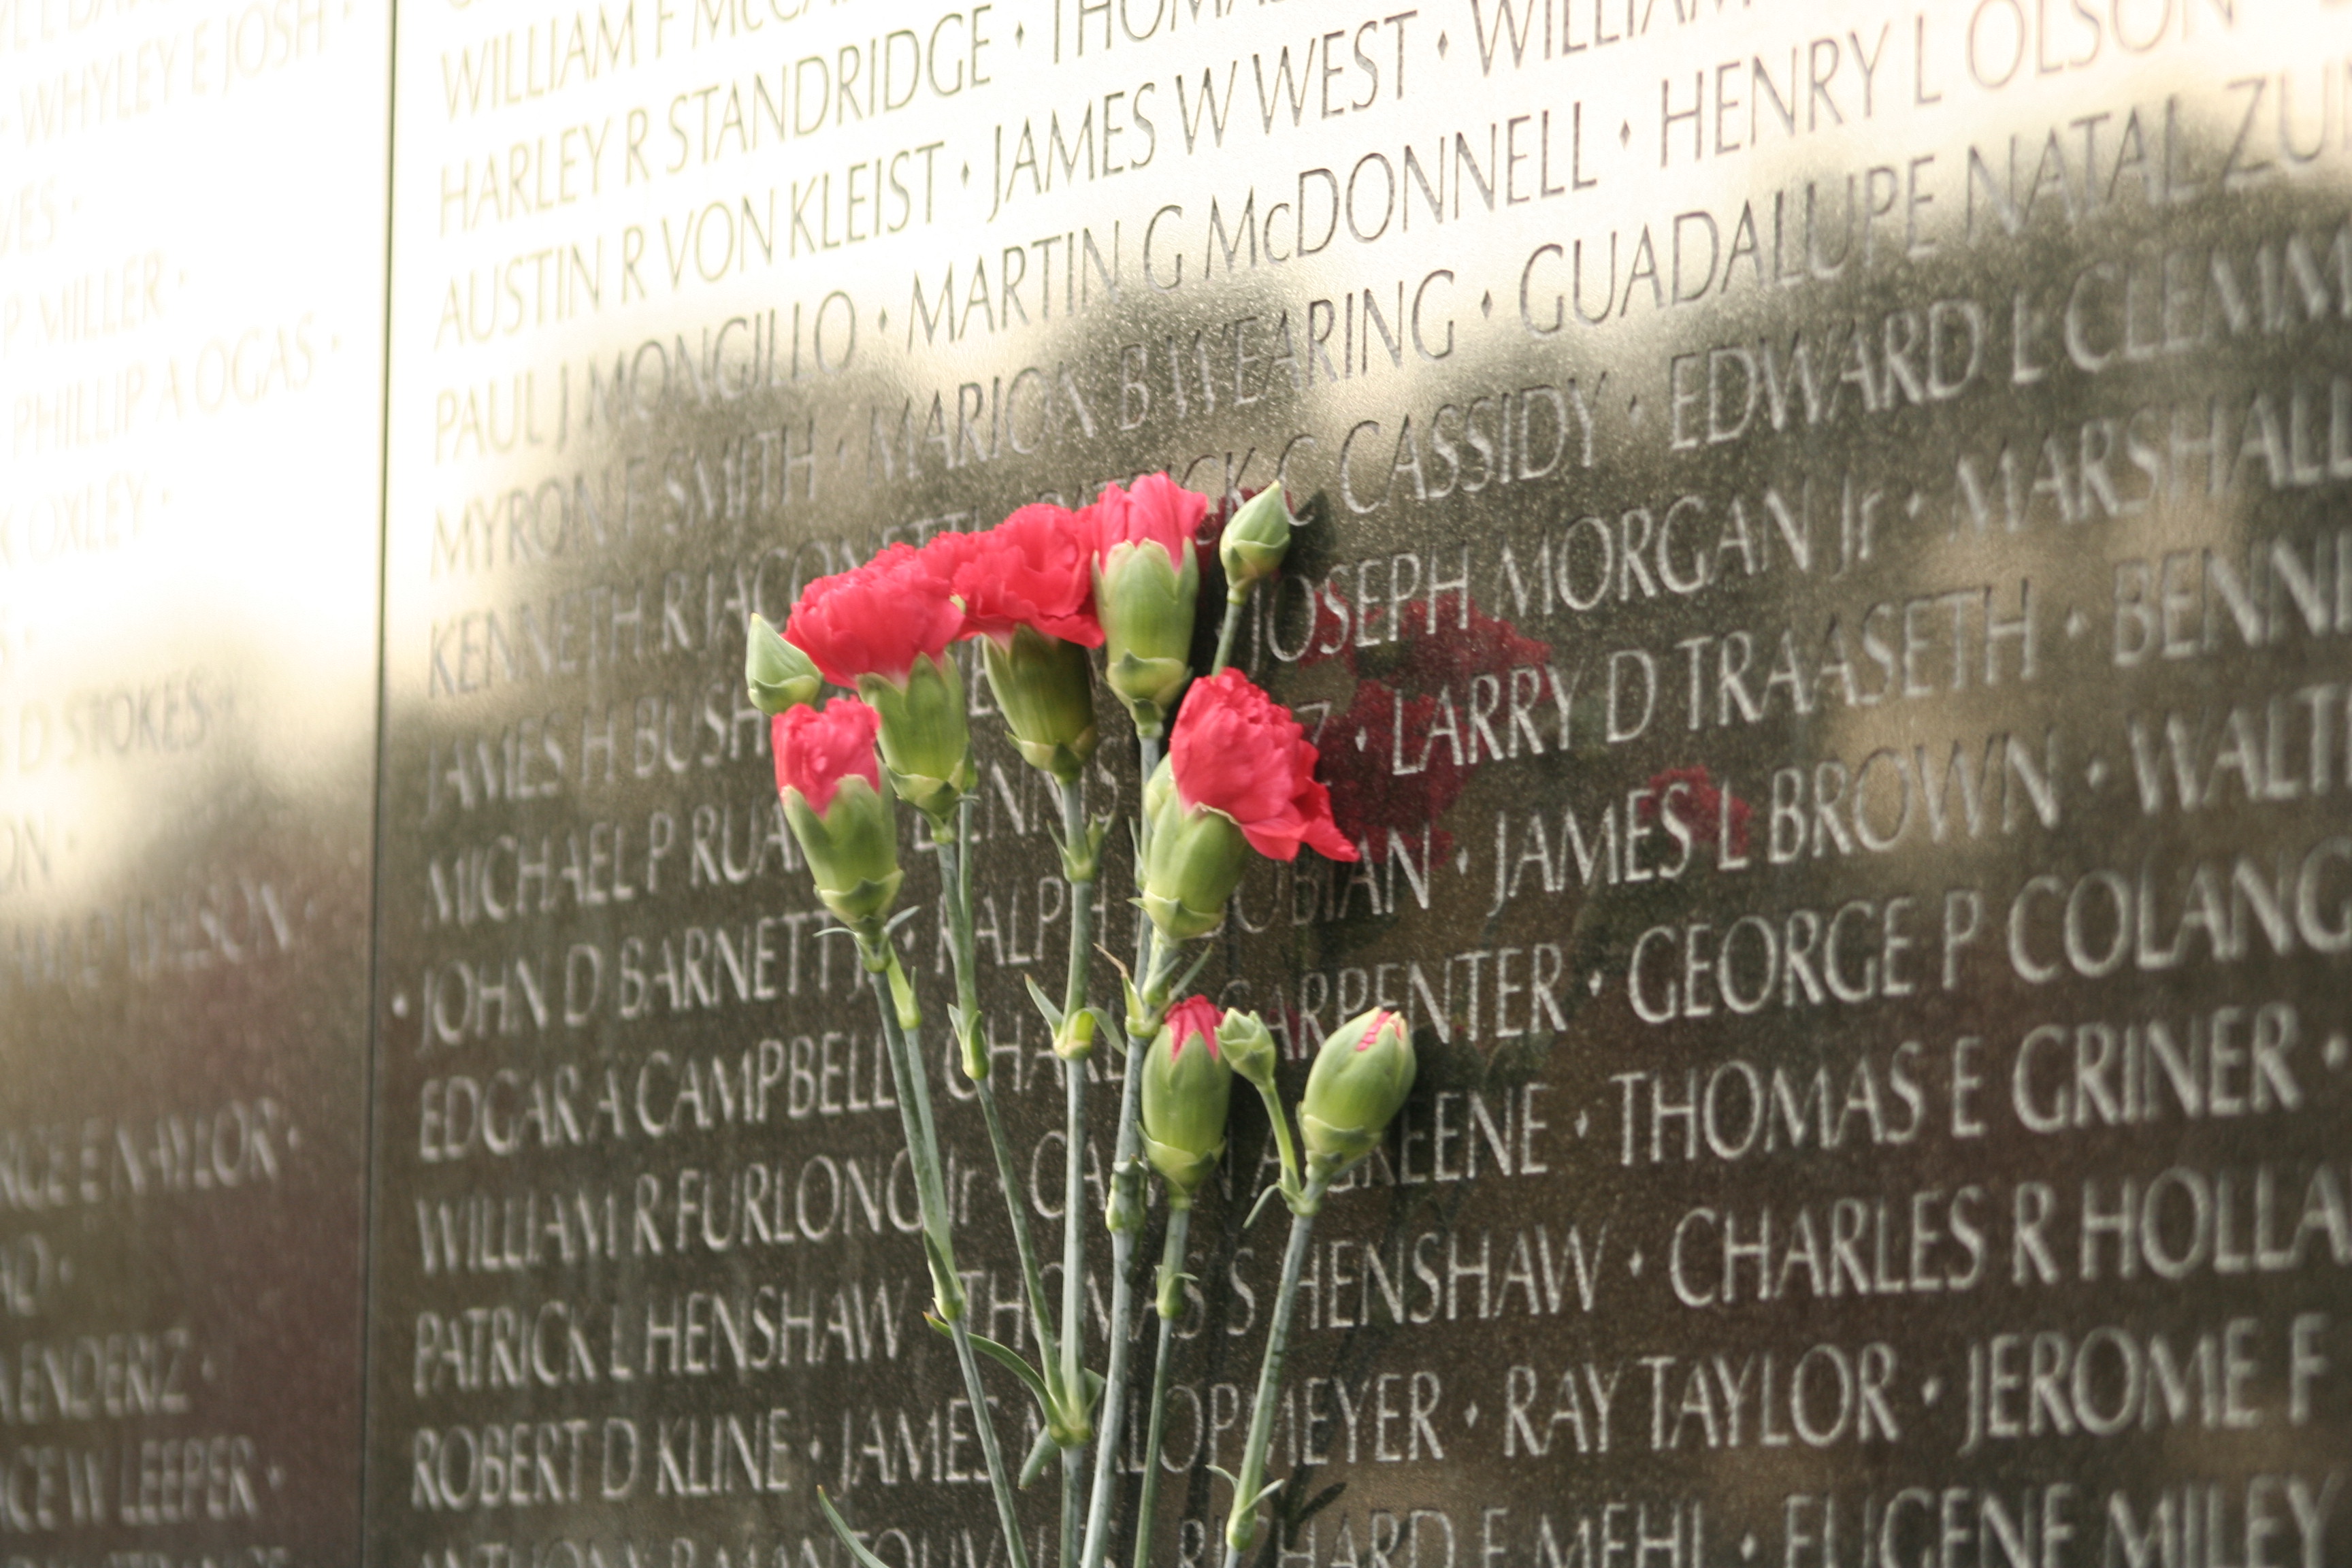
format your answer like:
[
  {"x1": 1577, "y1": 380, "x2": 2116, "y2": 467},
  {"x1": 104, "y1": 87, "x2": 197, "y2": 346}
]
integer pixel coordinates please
[{"x1": 774, "y1": 700, "x2": 882, "y2": 813}]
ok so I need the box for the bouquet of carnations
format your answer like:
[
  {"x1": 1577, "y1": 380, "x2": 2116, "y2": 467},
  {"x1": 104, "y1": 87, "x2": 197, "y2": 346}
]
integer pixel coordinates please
[{"x1": 745, "y1": 478, "x2": 1417, "y2": 1568}]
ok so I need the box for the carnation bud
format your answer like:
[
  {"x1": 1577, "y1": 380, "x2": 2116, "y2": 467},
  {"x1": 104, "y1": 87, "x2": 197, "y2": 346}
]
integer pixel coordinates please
[
  {"x1": 1216, "y1": 1008, "x2": 1277, "y2": 1092},
  {"x1": 1096, "y1": 539, "x2": 1198, "y2": 738},
  {"x1": 858, "y1": 652, "x2": 976, "y2": 821},
  {"x1": 1218, "y1": 489, "x2": 1292, "y2": 603},
  {"x1": 980, "y1": 625, "x2": 1099, "y2": 783},
  {"x1": 1136, "y1": 756, "x2": 1247, "y2": 941},
  {"x1": 1298, "y1": 1009, "x2": 1416, "y2": 1173},
  {"x1": 773, "y1": 703, "x2": 904, "y2": 936},
  {"x1": 746, "y1": 614, "x2": 823, "y2": 714},
  {"x1": 1139, "y1": 998, "x2": 1233, "y2": 1200}
]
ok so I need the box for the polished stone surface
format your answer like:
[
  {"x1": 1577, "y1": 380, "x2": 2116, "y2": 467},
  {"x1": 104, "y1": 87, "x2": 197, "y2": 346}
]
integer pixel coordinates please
[
  {"x1": 0, "y1": 0, "x2": 391, "y2": 1556},
  {"x1": 12, "y1": 0, "x2": 2352, "y2": 1562},
  {"x1": 370, "y1": 1, "x2": 2352, "y2": 1564}
]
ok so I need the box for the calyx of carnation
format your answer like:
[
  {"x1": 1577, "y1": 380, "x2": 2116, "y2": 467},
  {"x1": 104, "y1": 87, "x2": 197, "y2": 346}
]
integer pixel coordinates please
[
  {"x1": 772, "y1": 700, "x2": 901, "y2": 932},
  {"x1": 1089, "y1": 475, "x2": 1208, "y2": 736},
  {"x1": 980, "y1": 627, "x2": 1099, "y2": 783},
  {"x1": 860, "y1": 651, "x2": 975, "y2": 822}
]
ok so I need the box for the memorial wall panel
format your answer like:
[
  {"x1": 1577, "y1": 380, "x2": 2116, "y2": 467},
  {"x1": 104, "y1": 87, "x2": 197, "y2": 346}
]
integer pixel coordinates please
[
  {"x1": 0, "y1": 0, "x2": 2328, "y2": 1561},
  {"x1": 378, "y1": 0, "x2": 2352, "y2": 1558},
  {"x1": 0, "y1": 0, "x2": 393, "y2": 1560}
]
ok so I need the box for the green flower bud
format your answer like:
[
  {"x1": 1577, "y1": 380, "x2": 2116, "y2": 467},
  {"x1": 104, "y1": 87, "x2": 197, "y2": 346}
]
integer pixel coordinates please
[
  {"x1": 1299, "y1": 1009, "x2": 1416, "y2": 1173},
  {"x1": 746, "y1": 613, "x2": 823, "y2": 714},
  {"x1": 1217, "y1": 1008, "x2": 1278, "y2": 1092},
  {"x1": 1137, "y1": 756, "x2": 1247, "y2": 941},
  {"x1": 1140, "y1": 998, "x2": 1234, "y2": 1200},
  {"x1": 1096, "y1": 540, "x2": 1198, "y2": 738},
  {"x1": 781, "y1": 775, "x2": 904, "y2": 934},
  {"x1": 857, "y1": 651, "x2": 976, "y2": 821},
  {"x1": 1218, "y1": 489, "x2": 1293, "y2": 603},
  {"x1": 980, "y1": 625, "x2": 1099, "y2": 783}
]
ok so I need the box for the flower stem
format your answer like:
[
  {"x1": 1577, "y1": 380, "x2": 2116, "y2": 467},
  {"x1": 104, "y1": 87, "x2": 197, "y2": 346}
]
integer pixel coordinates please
[
  {"x1": 977, "y1": 1074, "x2": 1058, "y2": 1366},
  {"x1": 947, "y1": 800, "x2": 984, "y2": 1068},
  {"x1": 1210, "y1": 595, "x2": 1247, "y2": 676},
  {"x1": 1078, "y1": 938, "x2": 1185, "y2": 1568},
  {"x1": 949, "y1": 1313, "x2": 1036, "y2": 1568},
  {"x1": 936, "y1": 813, "x2": 1065, "y2": 1399},
  {"x1": 1219, "y1": 1173, "x2": 1329, "y2": 1568},
  {"x1": 1058, "y1": 777, "x2": 1097, "y2": 1565},
  {"x1": 861, "y1": 945, "x2": 956, "y2": 1311},
  {"x1": 1060, "y1": 1437, "x2": 1088, "y2": 1568},
  {"x1": 1130, "y1": 1201, "x2": 1193, "y2": 1568},
  {"x1": 861, "y1": 949, "x2": 1032, "y2": 1568},
  {"x1": 1138, "y1": 734, "x2": 1162, "y2": 794},
  {"x1": 1060, "y1": 777, "x2": 1096, "y2": 1024},
  {"x1": 1058, "y1": 779, "x2": 1095, "y2": 1399},
  {"x1": 1252, "y1": 1081, "x2": 1304, "y2": 1207},
  {"x1": 1058, "y1": 1051, "x2": 1088, "y2": 1404}
]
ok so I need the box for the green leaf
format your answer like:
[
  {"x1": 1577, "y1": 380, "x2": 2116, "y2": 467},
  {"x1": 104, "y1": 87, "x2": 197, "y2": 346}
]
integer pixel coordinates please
[
  {"x1": 932, "y1": 1318, "x2": 1054, "y2": 1416},
  {"x1": 1024, "y1": 977, "x2": 1065, "y2": 1031},
  {"x1": 1173, "y1": 943, "x2": 1215, "y2": 998},
  {"x1": 1018, "y1": 1425, "x2": 1057, "y2": 1489},
  {"x1": 1243, "y1": 1183, "x2": 1285, "y2": 1232},
  {"x1": 816, "y1": 1491, "x2": 895, "y2": 1568},
  {"x1": 973, "y1": 1334, "x2": 1054, "y2": 1409}
]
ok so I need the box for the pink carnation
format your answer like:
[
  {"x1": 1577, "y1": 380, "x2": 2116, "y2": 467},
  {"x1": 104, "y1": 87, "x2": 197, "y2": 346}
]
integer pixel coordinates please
[
  {"x1": 785, "y1": 544, "x2": 963, "y2": 686},
  {"x1": 1169, "y1": 669, "x2": 1356, "y2": 862},
  {"x1": 1085, "y1": 473, "x2": 1208, "y2": 570},
  {"x1": 938, "y1": 504, "x2": 1102, "y2": 647},
  {"x1": 772, "y1": 699, "x2": 883, "y2": 815}
]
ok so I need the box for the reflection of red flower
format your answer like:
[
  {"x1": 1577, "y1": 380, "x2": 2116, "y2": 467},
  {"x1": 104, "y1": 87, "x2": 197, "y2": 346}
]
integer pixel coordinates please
[
  {"x1": 773, "y1": 699, "x2": 883, "y2": 814},
  {"x1": 1639, "y1": 766, "x2": 1752, "y2": 861},
  {"x1": 1393, "y1": 593, "x2": 1554, "y2": 689},
  {"x1": 1164, "y1": 995, "x2": 1222, "y2": 1060},
  {"x1": 1309, "y1": 591, "x2": 1555, "y2": 863},
  {"x1": 1170, "y1": 669, "x2": 1356, "y2": 862},
  {"x1": 1322, "y1": 681, "x2": 1466, "y2": 863},
  {"x1": 1085, "y1": 473, "x2": 1209, "y2": 570},
  {"x1": 936, "y1": 504, "x2": 1102, "y2": 647},
  {"x1": 1302, "y1": 591, "x2": 1551, "y2": 685},
  {"x1": 786, "y1": 544, "x2": 962, "y2": 685}
]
